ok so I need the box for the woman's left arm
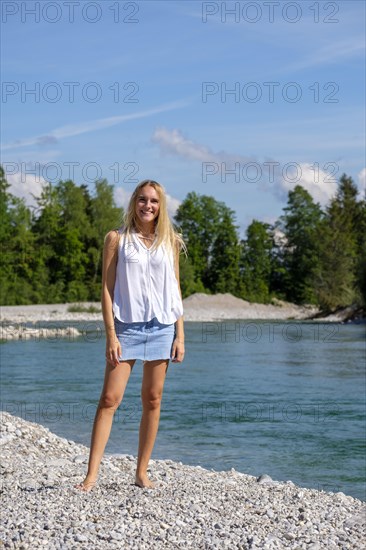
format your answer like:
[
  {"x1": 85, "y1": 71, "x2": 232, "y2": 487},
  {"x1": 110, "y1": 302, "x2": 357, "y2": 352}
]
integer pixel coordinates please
[{"x1": 171, "y1": 241, "x2": 185, "y2": 363}]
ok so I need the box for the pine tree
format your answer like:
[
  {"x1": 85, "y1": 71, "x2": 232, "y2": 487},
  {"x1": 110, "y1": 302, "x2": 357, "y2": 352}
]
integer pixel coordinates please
[
  {"x1": 280, "y1": 185, "x2": 323, "y2": 304},
  {"x1": 314, "y1": 174, "x2": 360, "y2": 310},
  {"x1": 355, "y1": 196, "x2": 366, "y2": 305},
  {"x1": 240, "y1": 220, "x2": 273, "y2": 303},
  {"x1": 209, "y1": 208, "x2": 241, "y2": 294}
]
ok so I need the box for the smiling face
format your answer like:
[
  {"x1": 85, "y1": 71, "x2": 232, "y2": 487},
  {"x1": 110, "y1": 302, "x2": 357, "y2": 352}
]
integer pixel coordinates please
[{"x1": 134, "y1": 184, "x2": 160, "y2": 230}]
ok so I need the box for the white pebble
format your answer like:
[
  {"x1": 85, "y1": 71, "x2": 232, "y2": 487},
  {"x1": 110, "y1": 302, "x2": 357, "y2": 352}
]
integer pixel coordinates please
[{"x1": 1, "y1": 410, "x2": 365, "y2": 550}]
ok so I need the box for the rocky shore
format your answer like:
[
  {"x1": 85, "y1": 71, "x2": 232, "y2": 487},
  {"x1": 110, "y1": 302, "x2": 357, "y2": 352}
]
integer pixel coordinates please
[
  {"x1": 1, "y1": 412, "x2": 365, "y2": 549},
  {"x1": 0, "y1": 325, "x2": 81, "y2": 341},
  {"x1": 1, "y1": 294, "x2": 363, "y2": 325}
]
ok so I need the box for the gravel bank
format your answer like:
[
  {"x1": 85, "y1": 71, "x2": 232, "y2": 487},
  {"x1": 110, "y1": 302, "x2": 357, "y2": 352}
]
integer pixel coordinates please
[
  {"x1": 182, "y1": 294, "x2": 319, "y2": 322},
  {"x1": 1, "y1": 412, "x2": 365, "y2": 549},
  {"x1": 0, "y1": 303, "x2": 102, "y2": 323},
  {"x1": 0, "y1": 325, "x2": 81, "y2": 341},
  {"x1": 2, "y1": 295, "x2": 362, "y2": 325},
  {"x1": 0, "y1": 294, "x2": 320, "y2": 324}
]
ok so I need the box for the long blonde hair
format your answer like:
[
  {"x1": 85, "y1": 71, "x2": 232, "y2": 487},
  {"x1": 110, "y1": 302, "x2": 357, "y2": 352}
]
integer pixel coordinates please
[{"x1": 122, "y1": 179, "x2": 186, "y2": 258}]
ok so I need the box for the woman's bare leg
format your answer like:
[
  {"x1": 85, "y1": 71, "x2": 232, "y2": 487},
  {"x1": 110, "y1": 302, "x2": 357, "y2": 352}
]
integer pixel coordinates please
[
  {"x1": 75, "y1": 359, "x2": 135, "y2": 491},
  {"x1": 135, "y1": 359, "x2": 169, "y2": 488}
]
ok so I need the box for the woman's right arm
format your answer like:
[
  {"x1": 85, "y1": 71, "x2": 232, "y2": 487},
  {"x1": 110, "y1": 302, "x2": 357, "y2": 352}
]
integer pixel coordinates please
[{"x1": 101, "y1": 230, "x2": 121, "y2": 367}]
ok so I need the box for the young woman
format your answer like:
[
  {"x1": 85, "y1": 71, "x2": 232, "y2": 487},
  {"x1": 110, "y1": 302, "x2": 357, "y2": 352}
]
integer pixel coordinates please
[{"x1": 75, "y1": 179, "x2": 185, "y2": 491}]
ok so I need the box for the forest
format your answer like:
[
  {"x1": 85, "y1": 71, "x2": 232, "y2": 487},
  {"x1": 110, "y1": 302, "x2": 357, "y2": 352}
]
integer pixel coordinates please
[{"x1": 1, "y1": 165, "x2": 365, "y2": 312}]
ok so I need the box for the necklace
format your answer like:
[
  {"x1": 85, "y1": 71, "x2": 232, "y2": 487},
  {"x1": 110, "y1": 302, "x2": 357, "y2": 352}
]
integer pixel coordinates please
[{"x1": 136, "y1": 229, "x2": 156, "y2": 241}]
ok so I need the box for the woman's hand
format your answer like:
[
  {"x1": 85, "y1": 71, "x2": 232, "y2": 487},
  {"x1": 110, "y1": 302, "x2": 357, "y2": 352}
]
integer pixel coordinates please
[
  {"x1": 171, "y1": 338, "x2": 185, "y2": 363},
  {"x1": 105, "y1": 336, "x2": 122, "y2": 367}
]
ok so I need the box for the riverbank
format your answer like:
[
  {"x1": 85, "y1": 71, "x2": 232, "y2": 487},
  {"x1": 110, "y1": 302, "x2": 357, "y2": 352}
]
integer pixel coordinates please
[
  {"x1": 1, "y1": 293, "x2": 363, "y2": 324},
  {"x1": 1, "y1": 412, "x2": 365, "y2": 549}
]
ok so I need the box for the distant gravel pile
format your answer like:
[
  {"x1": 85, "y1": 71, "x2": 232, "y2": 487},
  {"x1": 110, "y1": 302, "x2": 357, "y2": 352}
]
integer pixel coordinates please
[
  {"x1": 1, "y1": 412, "x2": 365, "y2": 549},
  {"x1": 182, "y1": 294, "x2": 319, "y2": 322}
]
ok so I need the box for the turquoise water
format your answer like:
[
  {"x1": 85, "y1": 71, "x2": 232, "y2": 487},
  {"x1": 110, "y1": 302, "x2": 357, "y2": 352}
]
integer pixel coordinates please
[{"x1": 1, "y1": 320, "x2": 365, "y2": 501}]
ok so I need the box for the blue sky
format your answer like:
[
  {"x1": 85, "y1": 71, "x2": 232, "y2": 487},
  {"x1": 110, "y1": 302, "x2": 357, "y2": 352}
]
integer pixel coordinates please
[{"x1": 1, "y1": 0, "x2": 365, "y2": 235}]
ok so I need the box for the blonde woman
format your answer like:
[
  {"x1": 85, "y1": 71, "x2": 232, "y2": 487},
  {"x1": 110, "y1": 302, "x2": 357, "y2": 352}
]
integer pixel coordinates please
[{"x1": 75, "y1": 179, "x2": 185, "y2": 491}]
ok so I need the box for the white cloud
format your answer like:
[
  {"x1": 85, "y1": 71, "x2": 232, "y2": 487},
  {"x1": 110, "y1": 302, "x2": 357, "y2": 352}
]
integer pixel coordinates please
[
  {"x1": 152, "y1": 127, "x2": 218, "y2": 162},
  {"x1": 279, "y1": 162, "x2": 338, "y2": 206},
  {"x1": 6, "y1": 171, "x2": 46, "y2": 209},
  {"x1": 152, "y1": 127, "x2": 338, "y2": 206},
  {"x1": 358, "y1": 168, "x2": 366, "y2": 198},
  {"x1": 152, "y1": 127, "x2": 254, "y2": 166},
  {"x1": 166, "y1": 193, "x2": 181, "y2": 218},
  {"x1": 260, "y1": 215, "x2": 280, "y2": 226},
  {"x1": 114, "y1": 186, "x2": 132, "y2": 211},
  {"x1": 272, "y1": 227, "x2": 287, "y2": 248},
  {"x1": 2, "y1": 100, "x2": 190, "y2": 152}
]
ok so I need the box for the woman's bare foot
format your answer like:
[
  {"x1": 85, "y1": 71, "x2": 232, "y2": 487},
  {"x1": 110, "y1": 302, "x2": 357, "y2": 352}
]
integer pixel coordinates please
[
  {"x1": 135, "y1": 473, "x2": 155, "y2": 488},
  {"x1": 74, "y1": 476, "x2": 97, "y2": 492}
]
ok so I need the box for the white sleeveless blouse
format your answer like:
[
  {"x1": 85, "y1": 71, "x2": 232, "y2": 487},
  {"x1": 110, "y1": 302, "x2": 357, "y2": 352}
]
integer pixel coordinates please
[{"x1": 112, "y1": 229, "x2": 184, "y2": 324}]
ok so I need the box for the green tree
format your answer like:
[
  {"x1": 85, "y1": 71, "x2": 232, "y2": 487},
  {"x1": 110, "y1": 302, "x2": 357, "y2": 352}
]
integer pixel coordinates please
[
  {"x1": 178, "y1": 255, "x2": 206, "y2": 298},
  {"x1": 1, "y1": 163, "x2": 364, "y2": 309},
  {"x1": 175, "y1": 192, "x2": 240, "y2": 294},
  {"x1": 57, "y1": 179, "x2": 92, "y2": 244},
  {"x1": 355, "y1": 196, "x2": 366, "y2": 305},
  {"x1": 280, "y1": 185, "x2": 323, "y2": 304},
  {"x1": 175, "y1": 192, "x2": 220, "y2": 289},
  {"x1": 87, "y1": 179, "x2": 124, "y2": 297},
  {"x1": 240, "y1": 220, "x2": 274, "y2": 303},
  {"x1": 0, "y1": 168, "x2": 38, "y2": 304},
  {"x1": 0, "y1": 167, "x2": 13, "y2": 298},
  {"x1": 314, "y1": 175, "x2": 361, "y2": 310},
  {"x1": 32, "y1": 179, "x2": 91, "y2": 301},
  {"x1": 0, "y1": 166, "x2": 12, "y2": 244},
  {"x1": 28, "y1": 176, "x2": 123, "y2": 303},
  {"x1": 32, "y1": 182, "x2": 65, "y2": 301},
  {"x1": 209, "y1": 208, "x2": 241, "y2": 294}
]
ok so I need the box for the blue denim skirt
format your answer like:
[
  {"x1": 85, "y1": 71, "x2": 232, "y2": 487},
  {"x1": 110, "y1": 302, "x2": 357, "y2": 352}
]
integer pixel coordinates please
[{"x1": 114, "y1": 317, "x2": 176, "y2": 361}]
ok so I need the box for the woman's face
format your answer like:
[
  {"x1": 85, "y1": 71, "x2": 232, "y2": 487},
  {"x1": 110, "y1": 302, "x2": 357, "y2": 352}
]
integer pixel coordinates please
[{"x1": 135, "y1": 185, "x2": 160, "y2": 227}]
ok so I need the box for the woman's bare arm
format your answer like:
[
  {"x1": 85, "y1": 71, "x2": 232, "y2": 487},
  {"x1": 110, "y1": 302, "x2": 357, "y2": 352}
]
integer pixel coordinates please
[
  {"x1": 101, "y1": 230, "x2": 121, "y2": 366},
  {"x1": 172, "y1": 240, "x2": 185, "y2": 363}
]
